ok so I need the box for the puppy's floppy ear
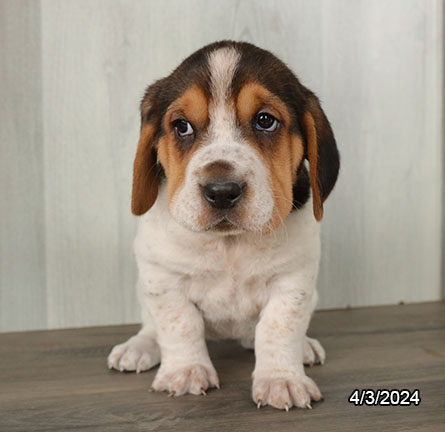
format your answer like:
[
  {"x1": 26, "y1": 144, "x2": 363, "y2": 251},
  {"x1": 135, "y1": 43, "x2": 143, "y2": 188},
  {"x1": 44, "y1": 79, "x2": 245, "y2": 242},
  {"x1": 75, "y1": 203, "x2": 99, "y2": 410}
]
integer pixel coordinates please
[
  {"x1": 131, "y1": 84, "x2": 163, "y2": 216},
  {"x1": 302, "y1": 95, "x2": 340, "y2": 221},
  {"x1": 131, "y1": 124, "x2": 159, "y2": 215}
]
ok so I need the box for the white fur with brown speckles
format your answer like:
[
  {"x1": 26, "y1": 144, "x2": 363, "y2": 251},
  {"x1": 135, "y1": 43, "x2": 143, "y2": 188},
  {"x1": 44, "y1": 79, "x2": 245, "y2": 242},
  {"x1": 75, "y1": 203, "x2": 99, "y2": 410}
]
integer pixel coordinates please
[{"x1": 108, "y1": 184, "x2": 324, "y2": 408}]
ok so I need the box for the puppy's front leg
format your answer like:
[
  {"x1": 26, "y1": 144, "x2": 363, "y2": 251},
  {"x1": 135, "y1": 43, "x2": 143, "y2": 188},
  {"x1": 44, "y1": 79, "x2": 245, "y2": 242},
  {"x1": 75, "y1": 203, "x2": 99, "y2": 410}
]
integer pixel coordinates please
[
  {"x1": 253, "y1": 274, "x2": 322, "y2": 410},
  {"x1": 146, "y1": 291, "x2": 219, "y2": 396}
]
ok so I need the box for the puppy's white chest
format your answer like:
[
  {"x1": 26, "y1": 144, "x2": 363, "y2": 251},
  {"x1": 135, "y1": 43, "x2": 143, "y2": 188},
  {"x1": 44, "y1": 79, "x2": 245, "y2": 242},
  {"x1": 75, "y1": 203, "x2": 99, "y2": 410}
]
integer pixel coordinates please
[
  {"x1": 188, "y1": 247, "x2": 270, "y2": 339},
  {"x1": 136, "y1": 194, "x2": 320, "y2": 341}
]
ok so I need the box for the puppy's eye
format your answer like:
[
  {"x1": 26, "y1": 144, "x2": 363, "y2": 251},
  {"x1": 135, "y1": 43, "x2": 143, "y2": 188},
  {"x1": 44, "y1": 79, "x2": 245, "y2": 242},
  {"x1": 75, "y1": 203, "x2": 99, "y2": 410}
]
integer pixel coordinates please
[
  {"x1": 174, "y1": 119, "x2": 194, "y2": 138},
  {"x1": 255, "y1": 112, "x2": 278, "y2": 132}
]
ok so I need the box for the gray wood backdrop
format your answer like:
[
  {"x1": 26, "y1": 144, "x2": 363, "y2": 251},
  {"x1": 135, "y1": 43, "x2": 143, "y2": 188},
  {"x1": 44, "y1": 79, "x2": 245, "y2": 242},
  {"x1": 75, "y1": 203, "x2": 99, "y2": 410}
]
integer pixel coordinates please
[{"x1": 1, "y1": 0, "x2": 443, "y2": 332}]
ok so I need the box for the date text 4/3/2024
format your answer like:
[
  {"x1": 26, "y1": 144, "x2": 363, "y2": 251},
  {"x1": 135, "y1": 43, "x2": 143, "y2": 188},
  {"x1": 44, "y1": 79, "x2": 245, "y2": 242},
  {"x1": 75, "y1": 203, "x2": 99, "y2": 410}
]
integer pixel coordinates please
[{"x1": 348, "y1": 389, "x2": 421, "y2": 406}]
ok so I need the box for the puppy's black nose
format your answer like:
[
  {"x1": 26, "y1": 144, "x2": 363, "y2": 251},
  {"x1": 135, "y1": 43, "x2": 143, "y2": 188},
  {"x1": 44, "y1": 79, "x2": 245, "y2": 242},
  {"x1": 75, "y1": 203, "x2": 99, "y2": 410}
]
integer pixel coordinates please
[{"x1": 202, "y1": 182, "x2": 243, "y2": 209}]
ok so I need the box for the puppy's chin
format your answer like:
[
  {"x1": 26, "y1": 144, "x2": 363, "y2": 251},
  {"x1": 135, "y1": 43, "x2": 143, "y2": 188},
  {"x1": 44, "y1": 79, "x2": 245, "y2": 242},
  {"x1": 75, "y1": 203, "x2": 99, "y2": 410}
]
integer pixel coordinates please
[
  {"x1": 172, "y1": 211, "x2": 248, "y2": 236},
  {"x1": 204, "y1": 217, "x2": 246, "y2": 236}
]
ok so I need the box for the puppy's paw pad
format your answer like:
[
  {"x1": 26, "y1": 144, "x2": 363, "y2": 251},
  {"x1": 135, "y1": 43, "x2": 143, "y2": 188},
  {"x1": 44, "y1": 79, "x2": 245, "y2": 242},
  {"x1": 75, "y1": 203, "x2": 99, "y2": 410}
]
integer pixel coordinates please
[
  {"x1": 152, "y1": 364, "x2": 219, "y2": 396},
  {"x1": 303, "y1": 336, "x2": 326, "y2": 366},
  {"x1": 253, "y1": 375, "x2": 322, "y2": 411},
  {"x1": 107, "y1": 335, "x2": 160, "y2": 372}
]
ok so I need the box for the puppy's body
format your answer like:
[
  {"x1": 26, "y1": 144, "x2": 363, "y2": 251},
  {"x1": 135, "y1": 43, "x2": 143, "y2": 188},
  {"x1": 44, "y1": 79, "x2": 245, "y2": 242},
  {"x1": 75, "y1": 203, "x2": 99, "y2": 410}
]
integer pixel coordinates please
[
  {"x1": 136, "y1": 184, "x2": 319, "y2": 343},
  {"x1": 108, "y1": 41, "x2": 339, "y2": 411}
]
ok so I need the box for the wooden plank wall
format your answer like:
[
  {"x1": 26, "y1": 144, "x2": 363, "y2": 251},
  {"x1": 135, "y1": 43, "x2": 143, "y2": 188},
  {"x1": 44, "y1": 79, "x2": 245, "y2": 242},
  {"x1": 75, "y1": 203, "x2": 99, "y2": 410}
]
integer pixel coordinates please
[
  {"x1": 1, "y1": 0, "x2": 443, "y2": 331},
  {"x1": 0, "y1": 0, "x2": 47, "y2": 331}
]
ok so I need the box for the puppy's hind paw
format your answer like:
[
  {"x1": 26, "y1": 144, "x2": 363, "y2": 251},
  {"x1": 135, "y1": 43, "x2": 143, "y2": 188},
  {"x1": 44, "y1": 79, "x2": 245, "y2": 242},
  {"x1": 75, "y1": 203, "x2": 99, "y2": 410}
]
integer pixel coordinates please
[
  {"x1": 107, "y1": 334, "x2": 160, "y2": 373},
  {"x1": 303, "y1": 336, "x2": 326, "y2": 366}
]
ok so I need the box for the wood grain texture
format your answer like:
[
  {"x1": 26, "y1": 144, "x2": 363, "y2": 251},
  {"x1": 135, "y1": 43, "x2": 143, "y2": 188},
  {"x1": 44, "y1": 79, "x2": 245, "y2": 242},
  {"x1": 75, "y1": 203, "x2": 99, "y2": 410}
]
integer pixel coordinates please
[
  {"x1": 0, "y1": 0, "x2": 47, "y2": 331},
  {"x1": 0, "y1": 0, "x2": 443, "y2": 331},
  {"x1": 0, "y1": 302, "x2": 444, "y2": 431}
]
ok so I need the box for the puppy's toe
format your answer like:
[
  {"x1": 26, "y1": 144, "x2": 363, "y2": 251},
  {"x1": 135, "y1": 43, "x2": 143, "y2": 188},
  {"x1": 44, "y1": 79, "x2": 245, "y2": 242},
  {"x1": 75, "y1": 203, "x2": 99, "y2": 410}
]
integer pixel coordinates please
[
  {"x1": 118, "y1": 352, "x2": 139, "y2": 371},
  {"x1": 268, "y1": 380, "x2": 293, "y2": 410},
  {"x1": 136, "y1": 352, "x2": 157, "y2": 373},
  {"x1": 289, "y1": 376, "x2": 322, "y2": 408}
]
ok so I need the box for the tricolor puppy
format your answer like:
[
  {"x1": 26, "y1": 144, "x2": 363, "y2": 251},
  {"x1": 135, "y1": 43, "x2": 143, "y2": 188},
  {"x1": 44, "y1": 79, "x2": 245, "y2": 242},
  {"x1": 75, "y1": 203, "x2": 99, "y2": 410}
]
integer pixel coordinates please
[{"x1": 108, "y1": 41, "x2": 340, "y2": 411}]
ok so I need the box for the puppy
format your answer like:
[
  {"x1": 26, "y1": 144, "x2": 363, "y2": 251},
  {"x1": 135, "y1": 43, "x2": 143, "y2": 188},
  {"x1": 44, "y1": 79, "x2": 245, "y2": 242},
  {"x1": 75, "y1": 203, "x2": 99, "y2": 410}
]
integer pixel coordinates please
[{"x1": 108, "y1": 41, "x2": 340, "y2": 411}]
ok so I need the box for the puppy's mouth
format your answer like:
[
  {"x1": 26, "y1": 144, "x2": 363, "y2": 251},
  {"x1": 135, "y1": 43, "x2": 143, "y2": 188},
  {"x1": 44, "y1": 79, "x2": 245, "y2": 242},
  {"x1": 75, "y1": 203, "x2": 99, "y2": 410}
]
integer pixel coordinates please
[{"x1": 205, "y1": 215, "x2": 243, "y2": 233}]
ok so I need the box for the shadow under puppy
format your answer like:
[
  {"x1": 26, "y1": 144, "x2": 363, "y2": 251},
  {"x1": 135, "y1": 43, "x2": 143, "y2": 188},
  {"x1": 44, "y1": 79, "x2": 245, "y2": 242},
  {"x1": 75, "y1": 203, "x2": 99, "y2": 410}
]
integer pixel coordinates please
[{"x1": 108, "y1": 41, "x2": 340, "y2": 411}]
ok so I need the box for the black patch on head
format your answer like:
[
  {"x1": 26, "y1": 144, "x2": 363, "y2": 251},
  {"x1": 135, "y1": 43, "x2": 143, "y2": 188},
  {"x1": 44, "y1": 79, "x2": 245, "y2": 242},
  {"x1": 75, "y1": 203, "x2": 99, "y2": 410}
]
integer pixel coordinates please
[
  {"x1": 140, "y1": 46, "x2": 214, "y2": 125},
  {"x1": 230, "y1": 42, "x2": 307, "y2": 131}
]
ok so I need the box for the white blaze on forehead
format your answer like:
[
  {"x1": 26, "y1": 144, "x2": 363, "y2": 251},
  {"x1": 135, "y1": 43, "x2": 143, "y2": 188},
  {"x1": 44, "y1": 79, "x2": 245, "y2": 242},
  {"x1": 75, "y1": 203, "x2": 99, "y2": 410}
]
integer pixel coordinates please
[
  {"x1": 208, "y1": 46, "x2": 240, "y2": 103},
  {"x1": 207, "y1": 47, "x2": 241, "y2": 139}
]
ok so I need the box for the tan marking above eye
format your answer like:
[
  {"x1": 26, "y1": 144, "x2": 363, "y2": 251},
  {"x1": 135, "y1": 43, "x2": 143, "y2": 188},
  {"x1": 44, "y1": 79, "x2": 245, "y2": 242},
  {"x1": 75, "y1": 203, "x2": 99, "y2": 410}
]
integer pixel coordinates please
[
  {"x1": 164, "y1": 85, "x2": 209, "y2": 132},
  {"x1": 236, "y1": 82, "x2": 291, "y2": 127}
]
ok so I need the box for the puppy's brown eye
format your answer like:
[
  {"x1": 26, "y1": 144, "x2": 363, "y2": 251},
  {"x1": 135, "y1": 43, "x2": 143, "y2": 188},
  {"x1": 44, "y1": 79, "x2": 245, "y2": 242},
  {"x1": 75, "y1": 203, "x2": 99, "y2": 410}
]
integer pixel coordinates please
[
  {"x1": 174, "y1": 119, "x2": 194, "y2": 138},
  {"x1": 256, "y1": 112, "x2": 278, "y2": 132}
]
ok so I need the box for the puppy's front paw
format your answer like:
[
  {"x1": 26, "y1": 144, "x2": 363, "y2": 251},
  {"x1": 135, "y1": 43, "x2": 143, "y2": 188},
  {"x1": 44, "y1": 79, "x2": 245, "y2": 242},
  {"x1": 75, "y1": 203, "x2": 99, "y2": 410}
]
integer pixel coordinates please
[
  {"x1": 152, "y1": 363, "x2": 220, "y2": 396},
  {"x1": 107, "y1": 335, "x2": 160, "y2": 373},
  {"x1": 303, "y1": 336, "x2": 326, "y2": 366},
  {"x1": 252, "y1": 373, "x2": 322, "y2": 411}
]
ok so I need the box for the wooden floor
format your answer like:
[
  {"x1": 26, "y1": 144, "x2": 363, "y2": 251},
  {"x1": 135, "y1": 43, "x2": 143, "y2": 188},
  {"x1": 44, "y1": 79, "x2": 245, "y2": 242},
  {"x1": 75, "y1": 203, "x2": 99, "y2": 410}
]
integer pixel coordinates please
[{"x1": 1, "y1": 302, "x2": 444, "y2": 432}]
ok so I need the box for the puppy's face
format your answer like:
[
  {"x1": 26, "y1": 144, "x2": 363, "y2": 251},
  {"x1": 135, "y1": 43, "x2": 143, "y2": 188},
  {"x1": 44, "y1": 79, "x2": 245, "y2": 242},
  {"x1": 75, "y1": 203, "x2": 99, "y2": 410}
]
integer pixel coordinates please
[{"x1": 132, "y1": 42, "x2": 339, "y2": 234}]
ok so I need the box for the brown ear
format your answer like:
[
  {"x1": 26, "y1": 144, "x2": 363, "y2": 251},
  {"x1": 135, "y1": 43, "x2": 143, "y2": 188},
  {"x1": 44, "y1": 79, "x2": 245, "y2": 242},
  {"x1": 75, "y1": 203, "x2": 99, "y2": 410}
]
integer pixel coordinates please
[
  {"x1": 303, "y1": 99, "x2": 340, "y2": 221},
  {"x1": 131, "y1": 123, "x2": 159, "y2": 215}
]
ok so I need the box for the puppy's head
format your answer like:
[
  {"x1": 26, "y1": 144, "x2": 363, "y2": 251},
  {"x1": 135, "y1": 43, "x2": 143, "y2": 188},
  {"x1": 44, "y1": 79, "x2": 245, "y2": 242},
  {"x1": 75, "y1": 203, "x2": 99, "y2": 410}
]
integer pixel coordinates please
[{"x1": 132, "y1": 41, "x2": 339, "y2": 233}]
